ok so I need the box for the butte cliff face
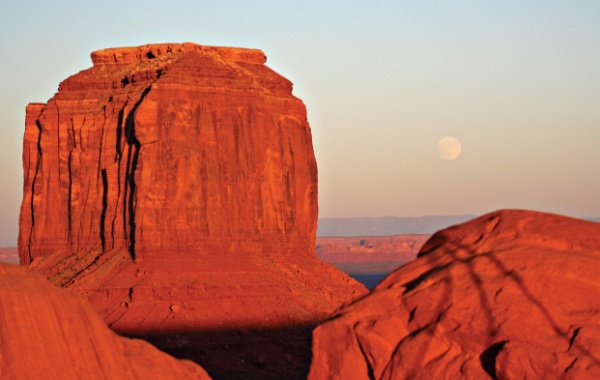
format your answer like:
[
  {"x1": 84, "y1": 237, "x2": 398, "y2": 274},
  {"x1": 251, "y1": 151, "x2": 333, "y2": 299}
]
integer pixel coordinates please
[
  {"x1": 0, "y1": 262, "x2": 210, "y2": 379},
  {"x1": 21, "y1": 43, "x2": 316, "y2": 262},
  {"x1": 309, "y1": 210, "x2": 600, "y2": 379},
  {"x1": 19, "y1": 43, "x2": 366, "y2": 379}
]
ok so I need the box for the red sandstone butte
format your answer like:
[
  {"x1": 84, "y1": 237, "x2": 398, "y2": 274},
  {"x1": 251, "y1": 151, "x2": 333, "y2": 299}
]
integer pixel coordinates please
[
  {"x1": 0, "y1": 262, "x2": 210, "y2": 379},
  {"x1": 309, "y1": 210, "x2": 600, "y2": 379},
  {"x1": 20, "y1": 43, "x2": 366, "y2": 379},
  {"x1": 20, "y1": 43, "x2": 314, "y2": 261}
]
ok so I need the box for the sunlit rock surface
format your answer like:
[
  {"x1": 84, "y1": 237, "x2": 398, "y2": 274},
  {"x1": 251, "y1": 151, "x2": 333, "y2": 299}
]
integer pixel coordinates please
[
  {"x1": 19, "y1": 43, "x2": 366, "y2": 379},
  {"x1": 0, "y1": 263, "x2": 210, "y2": 379},
  {"x1": 20, "y1": 43, "x2": 317, "y2": 262},
  {"x1": 309, "y1": 210, "x2": 600, "y2": 379}
]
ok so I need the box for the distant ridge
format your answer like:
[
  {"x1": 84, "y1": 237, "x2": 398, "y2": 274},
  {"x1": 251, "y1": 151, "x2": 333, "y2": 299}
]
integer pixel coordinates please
[
  {"x1": 317, "y1": 214, "x2": 600, "y2": 237},
  {"x1": 317, "y1": 215, "x2": 477, "y2": 237}
]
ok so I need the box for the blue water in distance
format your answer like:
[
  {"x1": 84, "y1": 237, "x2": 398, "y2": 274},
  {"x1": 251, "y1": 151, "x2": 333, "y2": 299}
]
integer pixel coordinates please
[
  {"x1": 332, "y1": 261, "x2": 406, "y2": 290},
  {"x1": 350, "y1": 273, "x2": 389, "y2": 290},
  {"x1": 332, "y1": 261, "x2": 407, "y2": 290}
]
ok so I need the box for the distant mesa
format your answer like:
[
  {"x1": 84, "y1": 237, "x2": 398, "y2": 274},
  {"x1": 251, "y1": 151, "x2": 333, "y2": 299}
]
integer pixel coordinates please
[
  {"x1": 0, "y1": 247, "x2": 18, "y2": 265},
  {"x1": 316, "y1": 235, "x2": 431, "y2": 289},
  {"x1": 316, "y1": 235, "x2": 429, "y2": 264},
  {"x1": 0, "y1": 263, "x2": 210, "y2": 379},
  {"x1": 19, "y1": 42, "x2": 366, "y2": 379},
  {"x1": 309, "y1": 210, "x2": 600, "y2": 379}
]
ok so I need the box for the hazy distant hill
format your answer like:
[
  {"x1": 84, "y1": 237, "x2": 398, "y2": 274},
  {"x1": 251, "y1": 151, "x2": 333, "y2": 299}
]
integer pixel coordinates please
[
  {"x1": 0, "y1": 247, "x2": 18, "y2": 265},
  {"x1": 318, "y1": 214, "x2": 600, "y2": 237},
  {"x1": 316, "y1": 215, "x2": 477, "y2": 237}
]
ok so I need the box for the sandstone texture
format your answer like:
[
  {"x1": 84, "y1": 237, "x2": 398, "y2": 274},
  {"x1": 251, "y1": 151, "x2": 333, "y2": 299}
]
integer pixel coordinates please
[
  {"x1": 316, "y1": 235, "x2": 429, "y2": 263},
  {"x1": 19, "y1": 43, "x2": 366, "y2": 379},
  {"x1": 0, "y1": 262, "x2": 210, "y2": 380},
  {"x1": 309, "y1": 210, "x2": 600, "y2": 379},
  {"x1": 20, "y1": 42, "x2": 316, "y2": 262}
]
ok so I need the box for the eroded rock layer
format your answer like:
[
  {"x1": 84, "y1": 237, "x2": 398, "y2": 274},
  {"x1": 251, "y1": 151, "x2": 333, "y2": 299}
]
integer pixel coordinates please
[
  {"x1": 309, "y1": 210, "x2": 600, "y2": 379},
  {"x1": 19, "y1": 43, "x2": 366, "y2": 379},
  {"x1": 20, "y1": 43, "x2": 316, "y2": 262},
  {"x1": 0, "y1": 263, "x2": 210, "y2": 379}
]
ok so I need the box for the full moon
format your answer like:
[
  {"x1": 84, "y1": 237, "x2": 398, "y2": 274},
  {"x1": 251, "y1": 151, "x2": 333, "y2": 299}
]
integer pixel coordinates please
[{"x1": 438, "y1": 136, "x2": 462, "y2": 160}]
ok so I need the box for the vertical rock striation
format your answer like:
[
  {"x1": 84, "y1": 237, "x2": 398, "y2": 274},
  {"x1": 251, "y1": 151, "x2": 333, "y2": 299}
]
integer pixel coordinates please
[
  {"x1": 20, "y1": 43, "x2": 317, "y2": 263},
  {"x1": 19, "y1": 43, "x2": 366, "y2": 379}
]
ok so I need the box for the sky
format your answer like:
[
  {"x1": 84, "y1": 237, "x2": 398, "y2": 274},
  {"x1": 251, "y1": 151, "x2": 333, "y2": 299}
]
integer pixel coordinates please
[{"x1": 1, "y1": 1, "x2": 599, "y2": 246}]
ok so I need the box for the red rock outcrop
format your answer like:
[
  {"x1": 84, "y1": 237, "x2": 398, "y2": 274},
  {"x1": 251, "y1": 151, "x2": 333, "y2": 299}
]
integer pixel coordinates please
[
  {"x1": 19, "y1": 43, "x2": 366, "y2": 379},
  {"x1": 309, "y1": 210, "x2": 600, "y2": 379},
  {"x1": 0, "y1": 262, "x2": 210, "y2": 379},
  {"x1": 20, "y1": 42, "x2": 316, "y2": 262},
  {"x1": 316, "y1": 235, "x2": 429, "y2": 263}
]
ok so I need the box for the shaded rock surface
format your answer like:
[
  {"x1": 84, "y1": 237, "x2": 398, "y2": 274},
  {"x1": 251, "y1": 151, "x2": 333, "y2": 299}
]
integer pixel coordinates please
[
  {"x1": 19, "y1": 43, "x2": 366, "y2": 379},
  {"x1": 0, "y1": 262, "x2": 210, "y2": 379},
  {"x1": 309, "y1": 210, "x2": 600, "y2": 379}
]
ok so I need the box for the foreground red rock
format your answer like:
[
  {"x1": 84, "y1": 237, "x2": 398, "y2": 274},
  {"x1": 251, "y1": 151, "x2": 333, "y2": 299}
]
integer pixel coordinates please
[
  {"x1": 0, "y1": 263, "x2": 210, "y2": 379},
  {"x1": 309, "y1": 210, "x2": 600, "y2": 379},
  {"x1": 19, "y1": 43, "x2": 366, "y2": 379}
]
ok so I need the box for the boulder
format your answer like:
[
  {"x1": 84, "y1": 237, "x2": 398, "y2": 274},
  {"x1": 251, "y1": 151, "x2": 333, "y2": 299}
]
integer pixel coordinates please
[
  {"x1": 309, "y1": 210, "x2": 600, "y2": 379},
  {"x1": 0, "y1": 262, "x2": 210, "y2": 379}
]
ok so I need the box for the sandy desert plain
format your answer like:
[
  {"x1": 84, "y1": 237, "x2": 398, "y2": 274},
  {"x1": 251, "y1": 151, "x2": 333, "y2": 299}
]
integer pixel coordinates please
[{"x1": 2, "y1": 43, "x2": 600, "y2": 380}]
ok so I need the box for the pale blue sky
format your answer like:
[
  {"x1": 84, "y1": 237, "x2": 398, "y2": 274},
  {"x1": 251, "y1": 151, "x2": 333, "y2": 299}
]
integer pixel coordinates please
[{"x1": 1, "y1": 1, "x2": 599, "y2": 246}]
